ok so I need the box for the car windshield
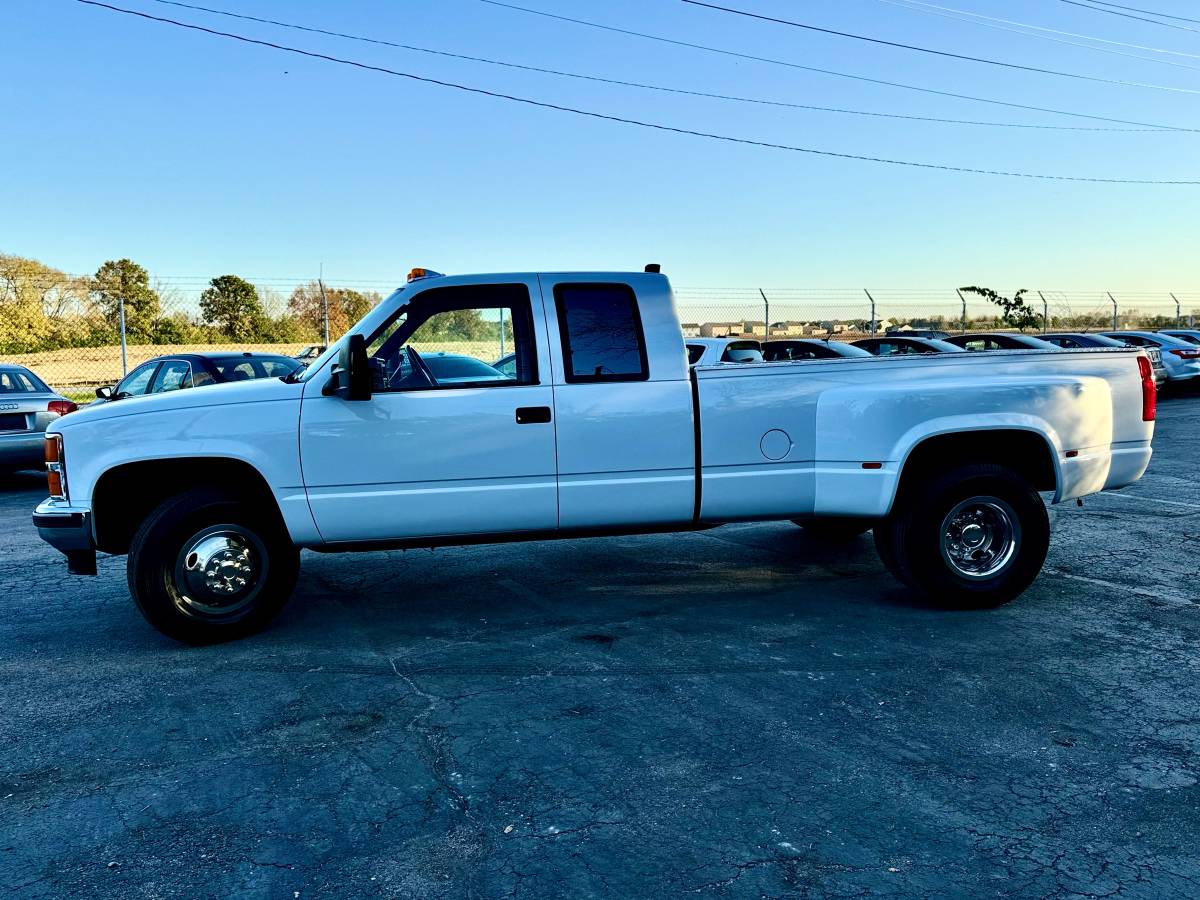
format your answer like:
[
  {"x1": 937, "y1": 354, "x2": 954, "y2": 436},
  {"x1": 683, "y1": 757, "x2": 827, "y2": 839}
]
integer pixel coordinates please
[
  {"x1": 0, "y1": 369, "x2": 48, "y2": 393},
  {"x1": 1169, "y1": 332, "x2": 1200, "y2": 346}
]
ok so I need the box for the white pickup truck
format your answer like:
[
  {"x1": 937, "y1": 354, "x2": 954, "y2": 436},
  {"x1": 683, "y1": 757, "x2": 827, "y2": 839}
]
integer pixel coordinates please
[{"x1": 34, "y1": 269, "x2": 1156, "y2": 643}]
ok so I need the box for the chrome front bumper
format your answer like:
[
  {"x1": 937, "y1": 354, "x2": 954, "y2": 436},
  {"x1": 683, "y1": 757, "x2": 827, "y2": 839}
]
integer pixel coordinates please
[{"x1": 32, "y1": 498, "x2": 97, "y2": 575}]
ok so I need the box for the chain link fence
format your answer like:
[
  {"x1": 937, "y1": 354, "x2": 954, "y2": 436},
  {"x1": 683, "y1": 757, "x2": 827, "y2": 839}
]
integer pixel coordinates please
[{"x1": 2, "y1": 267, "x2": 1197, "y2": 402}]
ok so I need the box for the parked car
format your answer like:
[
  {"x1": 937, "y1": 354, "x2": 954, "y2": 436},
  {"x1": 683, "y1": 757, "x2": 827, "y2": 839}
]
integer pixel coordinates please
[
  {"x1": 686, "y1": 338, "x2": 763, "y2": 365},
  {"x1": 35, "y1": 268, "x2": 1155, "y2": 643},
  {"x1": 1043, "y1": 333, "x2": 1131, "y2": 349},
  {"x1": 93, "y1": 352, "x2": 304, "y2": 404},
  {"x1": 885, "y1": 328, "x2": 951, "y2": 340},
  {"x1": 1101, "y1": 332, "x2": 1200, "y2": 385},
  {"x1": 1044, "y1": 333, "x2": 1167, "y2": 384},
  {"x1": 944, "y1": 333, "x2": 1061, "y2": 351},
  {"x1": 0, "y1": 365, "x2": 77, "y2": 474},
  {"x1": 762, "y1": 339, "x2": 874, "y2": 361},
  {"x1": 1158, "y1": 329, "x2": 1200, "y2": 347},
  {"x1": 851, "y1": 336, "x2": 966, "y2": 356},
  {"x1": 387, "y1": 351, "x2": 513, "y2": 386}
]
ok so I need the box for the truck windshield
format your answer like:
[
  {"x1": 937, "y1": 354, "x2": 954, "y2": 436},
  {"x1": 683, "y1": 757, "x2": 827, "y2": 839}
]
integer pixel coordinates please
[{"x1": 298, "y1": 286, "x2": 409, "y2": 382}]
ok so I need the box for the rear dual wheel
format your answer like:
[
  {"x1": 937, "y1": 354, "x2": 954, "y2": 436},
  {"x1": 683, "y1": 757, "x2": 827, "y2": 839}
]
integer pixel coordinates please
[{"x1": 874, "y1": 463, "x2": 1049, "y2": 608}]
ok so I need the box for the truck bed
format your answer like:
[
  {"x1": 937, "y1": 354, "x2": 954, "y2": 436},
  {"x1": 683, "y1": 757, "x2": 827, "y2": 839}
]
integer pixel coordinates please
[{"x1": 692, "y1": 347, "x2": 1153, "y2": 522}]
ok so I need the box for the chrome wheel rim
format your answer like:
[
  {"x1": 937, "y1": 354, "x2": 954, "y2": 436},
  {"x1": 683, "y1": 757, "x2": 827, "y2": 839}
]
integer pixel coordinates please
[
  {"x1": 939, "y1": 497, "x2": 1020, "y2": 579},
  {"x1": 173, "y1": 524, "x2": 268, "y2": 617}
]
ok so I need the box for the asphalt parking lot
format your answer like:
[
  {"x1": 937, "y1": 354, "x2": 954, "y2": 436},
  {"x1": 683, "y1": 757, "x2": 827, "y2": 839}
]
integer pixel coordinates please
[{"x1": 1, "y1": 396, "x2": 1198, "y2": 899}]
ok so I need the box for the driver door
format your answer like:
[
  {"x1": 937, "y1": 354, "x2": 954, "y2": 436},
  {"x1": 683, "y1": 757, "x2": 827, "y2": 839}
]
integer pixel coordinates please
[{"x1": 299, "y1": 279, "x2": 559, "y2": 543}]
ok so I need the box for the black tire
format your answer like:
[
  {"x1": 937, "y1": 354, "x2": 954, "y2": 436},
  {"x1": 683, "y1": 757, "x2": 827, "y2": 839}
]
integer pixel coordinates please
[
  {"x1": 791, "y1": 517, "x2": 874, "y2": 542},
  {"x1": 127, "y1": 487, "x2": 299, "y2": 644},
  {"x1": 873, "y1": 463, "x2": 1049, "y2": 608}
]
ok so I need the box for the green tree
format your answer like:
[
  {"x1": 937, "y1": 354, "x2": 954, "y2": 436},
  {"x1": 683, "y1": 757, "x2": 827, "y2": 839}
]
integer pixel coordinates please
[
  {"x1": 0, "y1": 254, "x2": 80, "y2": 352},
  {"x1": 91, "y1": 259, "x2": 161, "y2": 342},
  {"x1": 200, "y1": 274, "x2": 265, "y2": 340},
  {"x1": 151, "y1": 312, "x2": 201, "y2": 345},
  {"x1": 959, "y1": 285, "x2": 1042, "y2": 332}
]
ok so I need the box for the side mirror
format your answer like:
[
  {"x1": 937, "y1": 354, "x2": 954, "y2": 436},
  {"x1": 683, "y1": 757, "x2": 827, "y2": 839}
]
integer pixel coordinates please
[
  {"x1": 326, "y1": 334, "x2": 372, "y2": 401},
  {"x1": 95, "y1": 386, "x2": 113, "y2": 401}
]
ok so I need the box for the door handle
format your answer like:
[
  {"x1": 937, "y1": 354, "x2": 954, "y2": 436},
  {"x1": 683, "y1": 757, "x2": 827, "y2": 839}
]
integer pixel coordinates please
[{"x1": 515, "y1": 406, "x2": 552, "y2": 424}]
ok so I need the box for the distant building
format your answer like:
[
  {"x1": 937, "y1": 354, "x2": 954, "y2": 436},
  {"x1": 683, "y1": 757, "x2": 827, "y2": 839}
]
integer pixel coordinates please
[
  {"x1": 766, "y1": 321, "x2": 819, "y2": 337},
  {"x1": 698, "y1": 322, "x2": 741, "y2": 337}
]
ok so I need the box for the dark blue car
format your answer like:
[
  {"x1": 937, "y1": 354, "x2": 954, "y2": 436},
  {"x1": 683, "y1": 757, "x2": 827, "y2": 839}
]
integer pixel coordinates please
[{"x1": 94, "y1": 352, "x2": 302, "y2": 403}]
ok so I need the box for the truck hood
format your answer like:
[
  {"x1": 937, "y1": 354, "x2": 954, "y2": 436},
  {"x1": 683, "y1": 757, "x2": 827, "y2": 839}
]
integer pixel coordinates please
[{"x1": 54, "y1": 377, "x2": 304, "y2": 430}]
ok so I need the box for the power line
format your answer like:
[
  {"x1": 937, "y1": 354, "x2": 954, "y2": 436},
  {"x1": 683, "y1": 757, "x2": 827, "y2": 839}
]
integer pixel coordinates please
[
  {"x1": 681, "y1": 0, "x2": 1200, "y2": 94},
  {"x1": 132, "y1": 0, "x2": 1164, "y2": 132},
  {"x1": 475, "y1": 0, "x2": 1195, "y2": 132},
  {"x1": 873, "y1": 0, "x2": 1200, "y2": 65},
  {"x1": 1059, "y1": 0, "x2": 1200, "y2": 32},
  {"x1": 1083, "y1": 0, "x2": 1200, "y2": 25},
  {"x1": 70, "y1": 0, "x2": 1199, "y2": 184}
]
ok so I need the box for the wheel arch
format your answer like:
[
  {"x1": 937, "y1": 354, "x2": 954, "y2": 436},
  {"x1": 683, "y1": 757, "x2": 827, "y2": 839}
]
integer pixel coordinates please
[
  {"x1": 892, "y1": 427, "x2": 1059, "y2": 514},
  {"x1": 92, "y1": 457, "x2": 284, "y2": 555}
]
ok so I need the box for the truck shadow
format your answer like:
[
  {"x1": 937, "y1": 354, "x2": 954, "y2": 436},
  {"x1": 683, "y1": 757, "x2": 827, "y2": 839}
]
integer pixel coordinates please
[{"x1": 271, "y1": 525, "x2": 959, "y2": 651}]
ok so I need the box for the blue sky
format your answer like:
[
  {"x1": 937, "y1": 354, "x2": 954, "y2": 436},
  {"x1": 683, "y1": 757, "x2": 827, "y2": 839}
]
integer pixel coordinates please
[{"x1": 4, "y1": 0, "x2": 1199, "y2": 290}]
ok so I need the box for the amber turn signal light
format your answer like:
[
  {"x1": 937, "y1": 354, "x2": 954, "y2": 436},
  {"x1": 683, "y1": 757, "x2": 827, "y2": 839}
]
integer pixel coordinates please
[{"x1": 45, "y1": 434, "x2": 66, "y2": 499}]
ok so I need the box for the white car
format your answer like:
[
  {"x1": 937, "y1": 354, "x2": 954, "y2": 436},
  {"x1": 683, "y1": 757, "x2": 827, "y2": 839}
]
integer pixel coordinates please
[
  {"x1": 686, "y1": 337, "x2": 763, "y2": 365},
  {"x1": 34, "y1": 268, "x2": 1155, "y2": 643},
  {"x1": 1102, "y1": 331, "x2": 1200, "y2": 385}
]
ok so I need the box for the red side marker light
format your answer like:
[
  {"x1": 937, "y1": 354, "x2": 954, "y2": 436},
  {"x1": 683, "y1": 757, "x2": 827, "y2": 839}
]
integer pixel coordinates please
[{"x1": 862, "y1": 462, "x2": 883, "y2": 470}]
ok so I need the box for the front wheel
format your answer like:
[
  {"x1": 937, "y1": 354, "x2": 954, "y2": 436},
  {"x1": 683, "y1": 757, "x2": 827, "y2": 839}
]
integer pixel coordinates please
[
  {"x1": 873, "y1": 463, "x2": 1049, "y2": 608},
  {"x1": 127, "y1": 488, "x2": 299, "y2": 643}
]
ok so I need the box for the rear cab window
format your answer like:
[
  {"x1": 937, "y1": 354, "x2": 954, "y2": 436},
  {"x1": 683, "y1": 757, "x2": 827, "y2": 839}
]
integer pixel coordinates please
[{"x1": 554, "y1": 283, "x2": 649, "y2": 383}]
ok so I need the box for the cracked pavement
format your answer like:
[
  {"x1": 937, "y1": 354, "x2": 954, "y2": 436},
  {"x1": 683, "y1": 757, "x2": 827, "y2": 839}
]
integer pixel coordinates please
[{"x1": 1, "y1": 395, "x2": 1198, "y2": 898}]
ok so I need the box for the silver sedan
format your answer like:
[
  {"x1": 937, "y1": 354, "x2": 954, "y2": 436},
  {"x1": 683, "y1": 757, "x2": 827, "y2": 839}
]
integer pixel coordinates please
[{"x1": 0, "y1": 365, "x2": 77, "y2": 473}]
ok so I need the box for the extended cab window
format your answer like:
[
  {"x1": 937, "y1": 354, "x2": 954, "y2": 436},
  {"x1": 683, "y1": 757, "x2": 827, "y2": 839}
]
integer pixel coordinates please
[
  {"x1": 366, "y1": 283, "x2": 536, "y2": 392},
  {"x1": 555, "y1": 283, "x2": 649, "y2": 383}
]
